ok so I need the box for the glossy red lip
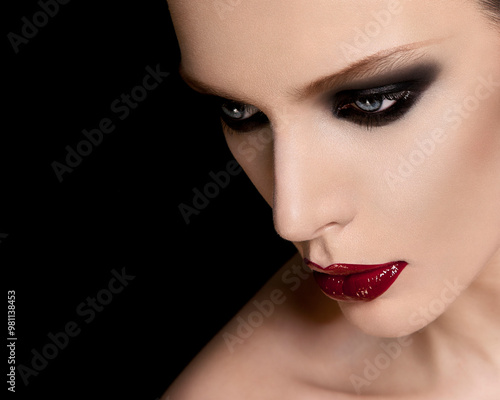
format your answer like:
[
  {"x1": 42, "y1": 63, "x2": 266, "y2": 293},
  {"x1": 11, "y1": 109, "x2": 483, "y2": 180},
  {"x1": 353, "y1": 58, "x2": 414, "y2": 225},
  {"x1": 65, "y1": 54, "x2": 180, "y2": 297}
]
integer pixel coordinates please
[{"x1": 304, "y1": 259, "x2": 408, "y2": 302}]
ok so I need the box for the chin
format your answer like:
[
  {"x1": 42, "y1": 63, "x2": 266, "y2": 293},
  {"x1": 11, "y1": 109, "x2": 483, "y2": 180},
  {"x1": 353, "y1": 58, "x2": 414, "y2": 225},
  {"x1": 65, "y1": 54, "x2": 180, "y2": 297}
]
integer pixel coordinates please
[{"x1": 338, "y1": 297, "x2": 435, "y2": 338}]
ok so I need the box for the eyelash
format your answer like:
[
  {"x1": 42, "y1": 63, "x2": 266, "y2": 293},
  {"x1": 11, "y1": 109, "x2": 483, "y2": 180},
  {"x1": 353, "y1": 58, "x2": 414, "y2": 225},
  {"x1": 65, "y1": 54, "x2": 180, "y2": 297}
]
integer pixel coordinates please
[
  {"x1": 332, "y1": 81, "x2": 420, "y2": 130},
  {"x1": 218, "y1": 80, "x2": 424, "y2": 133},
  {"x1": 218, "y1": 101, "x2": 269, "y2": 133}
]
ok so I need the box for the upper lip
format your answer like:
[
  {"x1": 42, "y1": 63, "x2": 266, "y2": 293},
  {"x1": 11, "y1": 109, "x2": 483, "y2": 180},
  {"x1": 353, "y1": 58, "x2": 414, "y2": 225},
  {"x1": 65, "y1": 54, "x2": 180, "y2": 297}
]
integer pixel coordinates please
[{"x1": 304, "y1": 258, "x2": 406, "y2": 275}]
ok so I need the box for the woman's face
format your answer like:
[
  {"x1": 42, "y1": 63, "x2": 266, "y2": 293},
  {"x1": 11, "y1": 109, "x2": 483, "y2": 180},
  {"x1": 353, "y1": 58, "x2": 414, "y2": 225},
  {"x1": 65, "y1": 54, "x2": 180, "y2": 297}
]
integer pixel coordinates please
[{"x1": 169, "y1": 0, "x2": 500, "y2": 336}]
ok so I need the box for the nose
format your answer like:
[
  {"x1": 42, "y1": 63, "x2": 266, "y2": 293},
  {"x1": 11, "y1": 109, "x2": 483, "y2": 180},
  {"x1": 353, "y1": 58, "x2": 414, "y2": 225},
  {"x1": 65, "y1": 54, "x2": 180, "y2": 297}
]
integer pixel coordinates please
[{"x1": 272, "y1": 116, "x2": 357, "y2": 243}]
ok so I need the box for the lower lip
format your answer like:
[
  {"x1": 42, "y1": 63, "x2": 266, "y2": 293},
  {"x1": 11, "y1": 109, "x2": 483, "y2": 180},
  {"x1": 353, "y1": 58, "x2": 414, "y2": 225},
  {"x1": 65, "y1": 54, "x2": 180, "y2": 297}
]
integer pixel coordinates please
[{"x1": 310, "y1": 261, "x2": 408, "y2": 302}]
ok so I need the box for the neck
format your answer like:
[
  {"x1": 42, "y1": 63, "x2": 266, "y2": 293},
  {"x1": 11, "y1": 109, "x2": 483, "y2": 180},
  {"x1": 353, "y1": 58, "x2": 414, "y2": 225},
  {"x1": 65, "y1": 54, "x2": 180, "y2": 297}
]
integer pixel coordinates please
[{"x1": 416, "y1": 247, "x2": 500, "y2": 384}]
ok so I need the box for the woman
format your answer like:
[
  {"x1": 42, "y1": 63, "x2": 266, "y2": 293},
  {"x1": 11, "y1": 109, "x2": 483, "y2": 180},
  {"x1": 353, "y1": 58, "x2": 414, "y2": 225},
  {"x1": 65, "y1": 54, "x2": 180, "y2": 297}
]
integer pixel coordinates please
[{"x1": 163, "y1": 0, "x2": 500, "y2": 398}]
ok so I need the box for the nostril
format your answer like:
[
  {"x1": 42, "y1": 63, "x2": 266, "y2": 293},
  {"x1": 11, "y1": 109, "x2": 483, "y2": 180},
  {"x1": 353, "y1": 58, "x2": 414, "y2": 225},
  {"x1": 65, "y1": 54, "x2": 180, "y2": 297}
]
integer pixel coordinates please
[{"x1": 312, "y1": 221, "x2": 343, "y2": 237}]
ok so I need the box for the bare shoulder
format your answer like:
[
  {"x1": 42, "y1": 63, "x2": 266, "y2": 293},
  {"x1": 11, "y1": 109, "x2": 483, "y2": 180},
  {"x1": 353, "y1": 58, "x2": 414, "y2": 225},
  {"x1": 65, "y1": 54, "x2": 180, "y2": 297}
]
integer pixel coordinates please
[{"x1": 161, "y1": 252, "x2": 346, "y2": 400}]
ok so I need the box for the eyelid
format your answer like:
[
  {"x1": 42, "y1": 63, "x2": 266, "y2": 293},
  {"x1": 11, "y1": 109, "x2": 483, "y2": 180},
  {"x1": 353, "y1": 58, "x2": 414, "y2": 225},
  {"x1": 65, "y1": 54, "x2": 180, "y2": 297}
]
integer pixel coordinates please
[
  {"x1": 332, "y1": 76, "x2": 432, "y2": 113},
  {"x1": 219, "y1": 108, "x2": 269, "y2": 133},
  {"x1": 333, "y1": 87, "x2": 426, "y2": 129},
  {"x1": 217, "y1": 63, "x2": 441, "y2": 133},
  {"x1": 328, "y1": 63, "x2": 441, "y2": 95},
  {"x1": 221, "y1": 101, "x2": 260, "y2": 119},
  {"x1": 336, "y1": 80, "x2": 419, "y2": 99}
]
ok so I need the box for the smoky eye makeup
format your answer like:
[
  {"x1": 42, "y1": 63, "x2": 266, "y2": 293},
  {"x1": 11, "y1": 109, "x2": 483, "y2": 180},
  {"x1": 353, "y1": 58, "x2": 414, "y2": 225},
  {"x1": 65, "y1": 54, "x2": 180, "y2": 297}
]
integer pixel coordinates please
[
  {"x1": 215, "y1": 62, "x2": 441, "y2": 133},
  {"x1": 330, "y1": 63, "x2": 441, "y2": 129},
  {"x1": 217, "y1": 99, "x2": 269, "y2": 133}
]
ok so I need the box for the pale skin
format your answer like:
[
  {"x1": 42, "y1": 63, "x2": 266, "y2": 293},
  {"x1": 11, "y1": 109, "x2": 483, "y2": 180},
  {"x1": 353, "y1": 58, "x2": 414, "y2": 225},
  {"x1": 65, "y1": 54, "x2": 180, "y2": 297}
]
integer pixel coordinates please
[{"x1": 163, "y1": 0, "x2": 500, "y2": 398}]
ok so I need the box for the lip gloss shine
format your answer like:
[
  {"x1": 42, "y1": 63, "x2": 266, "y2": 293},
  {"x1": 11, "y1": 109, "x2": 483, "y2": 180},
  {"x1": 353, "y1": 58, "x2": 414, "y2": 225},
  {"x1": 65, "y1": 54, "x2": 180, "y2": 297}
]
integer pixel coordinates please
[{"x1": 304, "y1": 259, "x2": 408, "y2": 301}]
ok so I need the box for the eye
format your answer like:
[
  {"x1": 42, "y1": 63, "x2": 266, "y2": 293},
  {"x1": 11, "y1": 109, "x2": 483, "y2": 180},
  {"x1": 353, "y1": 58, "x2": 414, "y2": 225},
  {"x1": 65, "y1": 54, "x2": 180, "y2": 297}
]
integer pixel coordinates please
[
  {"x1": 221, "y1": 101, "x2": 260, "y2": 120},
  {"x1": 219, "y1": 100, "x2": 269, "y2": 133},
  {"x1": 350, "y1": 92, "x2": 408, "y2": 113},
  {"x1": 333, "y1": 81, "x2": 424, "y2": 129},
  {"x1": 340, "y1": 90, "x2": 411, "y2": 113}
]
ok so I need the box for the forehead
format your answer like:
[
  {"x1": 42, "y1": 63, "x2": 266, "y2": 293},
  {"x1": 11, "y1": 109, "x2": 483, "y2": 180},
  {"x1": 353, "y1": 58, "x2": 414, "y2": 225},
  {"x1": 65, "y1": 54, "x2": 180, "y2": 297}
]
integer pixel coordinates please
[{"x1": 168, "y1": 0, "x2": 459, "y2": 102}]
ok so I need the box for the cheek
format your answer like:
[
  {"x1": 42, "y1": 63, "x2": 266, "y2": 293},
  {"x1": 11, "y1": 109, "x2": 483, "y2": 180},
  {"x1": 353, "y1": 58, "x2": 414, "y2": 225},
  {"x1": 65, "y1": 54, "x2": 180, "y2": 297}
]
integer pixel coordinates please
[
  {"x1": 451, "y1": 84, "x2": 500, "y2": 253},
  {"x1": 342, "y1": 99, "x2": 500, "y2": 337},
  {"x1": 382, "y1": 72, "x2": 500, "y2": 283}
]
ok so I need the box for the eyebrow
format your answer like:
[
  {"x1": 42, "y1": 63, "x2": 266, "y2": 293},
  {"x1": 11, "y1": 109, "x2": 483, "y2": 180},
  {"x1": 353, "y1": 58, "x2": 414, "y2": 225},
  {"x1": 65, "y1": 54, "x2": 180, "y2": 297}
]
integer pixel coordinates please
[
  {"x1": 179, "y1": 66, "x2": 237, "y2": 100},
  {"x1": 179, "y1": 38, "x2": 443, "y2": 102}
]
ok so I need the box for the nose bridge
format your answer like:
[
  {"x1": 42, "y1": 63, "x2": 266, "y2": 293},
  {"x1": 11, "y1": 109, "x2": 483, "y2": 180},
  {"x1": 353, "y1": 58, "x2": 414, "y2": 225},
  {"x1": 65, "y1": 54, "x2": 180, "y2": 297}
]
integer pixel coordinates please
[
  {"x1": 272, "y1": 127, "x2": 312, "y2": 240},
  {"x1": 272, "y1": 115, "x2": 353, "y2": 242}
]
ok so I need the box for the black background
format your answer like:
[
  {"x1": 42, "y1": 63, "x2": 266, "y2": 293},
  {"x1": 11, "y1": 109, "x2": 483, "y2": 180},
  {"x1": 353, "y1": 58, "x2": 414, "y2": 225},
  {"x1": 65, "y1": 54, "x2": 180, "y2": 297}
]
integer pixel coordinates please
[{"x1": 4, "y1": 1, "x2": 295, "y2": 399}]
